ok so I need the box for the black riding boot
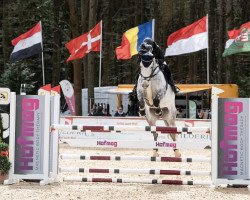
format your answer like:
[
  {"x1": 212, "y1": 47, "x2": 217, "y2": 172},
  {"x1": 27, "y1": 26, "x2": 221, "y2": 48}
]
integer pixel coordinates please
[
  {"x1": 163, "y1": 66, "x2": 179, "y2": 94},
  {"x1": 168, "y1": 76, "x2": 179, "y2": 94}
]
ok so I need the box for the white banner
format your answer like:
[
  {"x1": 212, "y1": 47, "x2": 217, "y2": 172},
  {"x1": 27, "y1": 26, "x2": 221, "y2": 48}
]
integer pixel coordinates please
[{"x1": 60, "y1": 80, "x2": 76, "y2": 115}]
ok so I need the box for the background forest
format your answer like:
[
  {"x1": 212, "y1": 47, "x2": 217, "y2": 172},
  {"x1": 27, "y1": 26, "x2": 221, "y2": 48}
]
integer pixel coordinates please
[{"x1": 0, "y1": 0, "x2": 249, "y2": 115}]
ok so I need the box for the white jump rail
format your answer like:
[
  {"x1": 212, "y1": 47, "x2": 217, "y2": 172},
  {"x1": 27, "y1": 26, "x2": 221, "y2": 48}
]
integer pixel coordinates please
[
  {"x1": 60, "y1": 154, "x2": 211, "y2": 163},
  {"x1": 51, "y1": 124, "x2": 211, "y2": 134},
  {"x1": 59, "y1": 167, "x2": 211, "y2": 176},
  {"x1": 63, "y1": 177, "x2": 212, "y2": 185}
]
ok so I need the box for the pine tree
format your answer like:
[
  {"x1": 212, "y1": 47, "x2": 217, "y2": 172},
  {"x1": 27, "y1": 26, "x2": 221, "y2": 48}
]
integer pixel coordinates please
[{"x1": 0, "y1": 62, "x2": 37, "y2": 94}]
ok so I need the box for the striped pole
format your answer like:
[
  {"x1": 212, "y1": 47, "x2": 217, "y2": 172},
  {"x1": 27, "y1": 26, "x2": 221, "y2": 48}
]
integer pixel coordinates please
[
  {"x1": 60, "y1": 154, "x2": 211, "y2": 163},
  {"x1": 51, "y1": 124, "x2": 210, "y2": 134},
  {"x1": 63, "y1": 176, "x2": 211, "y2": 185},
  {"x1": 59, "y1": 167, "x2": 211, "y2": 176}
]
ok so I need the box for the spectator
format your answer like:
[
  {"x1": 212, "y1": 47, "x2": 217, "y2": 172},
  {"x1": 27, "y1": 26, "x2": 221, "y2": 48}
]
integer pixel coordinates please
[
  {"x1": 93, "y1": 106, "x2": 104, "y2": 116},
  {"x1": 198, "y1": 109, "x2": 205, "y2": 119},
  {"x1": 207, "y1": 110, "x2": 211, "y2": 119},
  {"x1": 103, "y1": 108, "x2": 111, "y2": 116},
  {"x1": 114, "y1": 107, "x2": 126, "y2": 117},
  {"x1": 92, "y1": 103, "x2": 97, "y2": 114},
  {"x1": 88, "y1": 109, "x2": 95, "y2": 116},
  {"x1": 176, "y1": 108, "x2": 183, "y2": 118}
]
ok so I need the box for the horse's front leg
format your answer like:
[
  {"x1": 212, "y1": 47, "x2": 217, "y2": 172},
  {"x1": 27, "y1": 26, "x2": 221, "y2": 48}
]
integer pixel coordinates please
[
  {"x1": 153, "y1": 90, "x2": 165, "y2": 116},
  {"x1": 137, "y1": 83, "x2": 146, "y2": 116},
  {"x1": 165, "y1": 111, "x2": 181, "y2": 158},
  {"x1": 138, "y1": 97, "x2": 146, "y2": 116}
]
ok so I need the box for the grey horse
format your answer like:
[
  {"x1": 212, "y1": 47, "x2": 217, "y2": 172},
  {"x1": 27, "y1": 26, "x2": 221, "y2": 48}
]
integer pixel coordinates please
[{"x1": 136, "y1": 52, "x2": 181, "y2": 157}]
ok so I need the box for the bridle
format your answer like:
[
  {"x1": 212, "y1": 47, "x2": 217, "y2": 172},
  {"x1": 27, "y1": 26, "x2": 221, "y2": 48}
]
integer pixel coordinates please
[{"x1": 139, "y1": 55, "x2": 161, "y2": 81}]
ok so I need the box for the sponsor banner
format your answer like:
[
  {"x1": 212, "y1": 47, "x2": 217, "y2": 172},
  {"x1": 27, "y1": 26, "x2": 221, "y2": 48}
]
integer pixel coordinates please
[
  {"x1": 61, "y1": 138, "x2": 208, "y2": 150},
  {"x1": 14, "y1": 95, "x2": 46, "y2": 174},
  {"x1": 60, "y1": 80, "x2": 76, "y2": 116},
  {"x1": 218, "y1": 98, "x2": 250, "y2": 179},
  {"x1": 60, "y1": 131, "x2": 210, "y2": 150},
  {"x1": 189, "y1": 100, "x2": 197, "y2": 119}
]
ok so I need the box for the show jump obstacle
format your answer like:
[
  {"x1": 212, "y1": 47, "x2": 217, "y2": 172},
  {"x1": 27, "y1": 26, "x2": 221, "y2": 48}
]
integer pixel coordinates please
[{"x1": 1, "y1": 87, "x2": 250, "y2": 188}]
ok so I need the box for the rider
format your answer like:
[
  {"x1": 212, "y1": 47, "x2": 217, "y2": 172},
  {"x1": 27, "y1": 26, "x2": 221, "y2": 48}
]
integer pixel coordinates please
[{"x1": 138, "y1": 38, "x2": 179, "y2": 94}]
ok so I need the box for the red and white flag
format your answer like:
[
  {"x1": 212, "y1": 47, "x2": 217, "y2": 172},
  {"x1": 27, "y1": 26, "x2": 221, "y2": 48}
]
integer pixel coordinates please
[
  {"x1": 51, "y1": 85, "x2": 61, "y2": 95},
  {"x1": 38, "y1": 84, "x2": 61, "y2": 96},
  {"x1": 10, "y1": 21, "x2": 43, "y2": 62},
  {"x1": 66, "y1": 21, "x2": 102, "y2": 62},
  {"x1": 38, "y1": 84, "x2": 51, "y2": 95},
  {"x1": 165, "y1": 16, "x2": 208, "y2": 56}
]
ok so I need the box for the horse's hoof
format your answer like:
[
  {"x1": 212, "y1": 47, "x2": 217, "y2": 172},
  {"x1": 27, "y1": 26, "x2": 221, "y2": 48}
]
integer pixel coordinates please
[
  {"x1": 174, "y1": 150, "x2": 181, "y2": 158},
  {"x1": 152, "y1": 152, "x2": 159, "y2": 157},
  {"x1": 139, "y1": 109, "x2": 146, "y2": 116}
]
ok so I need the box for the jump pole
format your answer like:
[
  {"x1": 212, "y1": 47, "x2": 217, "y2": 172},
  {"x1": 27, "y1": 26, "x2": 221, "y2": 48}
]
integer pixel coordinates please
[
  {"x1": 63, "y1": 177, "x2": 211, "y2": 185},
  {"x1": 59, "y1": 167, "x2": 211, "y2": 176},
  {"x1": 51, "y1": 124, "x2": 210, "y2": 134},
  {"x1": 60, "y1": 154, "x2": 211, "y2": 163}
]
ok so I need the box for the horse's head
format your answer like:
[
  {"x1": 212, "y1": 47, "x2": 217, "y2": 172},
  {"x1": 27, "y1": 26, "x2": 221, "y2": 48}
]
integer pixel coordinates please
[{"x1": 138, "y1": 51, "x2": 159, "y2": 80}]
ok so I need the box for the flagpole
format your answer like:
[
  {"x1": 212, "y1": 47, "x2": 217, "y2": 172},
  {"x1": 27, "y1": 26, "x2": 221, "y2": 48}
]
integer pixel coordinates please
[
  {"x1": 206, "y1": 14, "x2": 209, "y2": 84},
  {"x1": 152, "y1": 19, "x2": 155, "y2": 40},
  {"x1": 98, "y1": 20, "x2": 103, "y2": 87},
  {"x1": 42, "y1": 52, "x2": 45, "y2": 85},
  {"x1": 40, "y1": 21, "x2": 45, "y2": 85}
]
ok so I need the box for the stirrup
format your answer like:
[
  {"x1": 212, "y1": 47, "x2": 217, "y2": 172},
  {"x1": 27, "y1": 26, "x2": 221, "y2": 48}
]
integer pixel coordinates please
[{"x1": 172, "y1": 86, "x2": 180, "y2": 94}]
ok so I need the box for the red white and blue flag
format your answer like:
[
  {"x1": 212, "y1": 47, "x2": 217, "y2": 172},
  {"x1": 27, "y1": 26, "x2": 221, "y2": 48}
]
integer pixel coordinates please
[{"x1": 10, "y1": 21, "x2": 43, "y2": 62}]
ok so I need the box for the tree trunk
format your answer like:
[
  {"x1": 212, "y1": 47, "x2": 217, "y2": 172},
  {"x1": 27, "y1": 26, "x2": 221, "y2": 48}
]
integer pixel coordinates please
[
  {"x1": 208, "y1": 0, "x2": 216, "y2": 83},
  {"x1": 67, "y1": 0, "x2": 82, "y2": 115},
  {"x1": 81, "y1": 0, "x2": 89, "y2": 88},
  {"x1": 216, "y1": 0, "x2": 224, "y2": 83},
  {"x1": 52, "y1": 0, "x2": 61, "y2": 86},
  {"x1": 101, "y1": 0, "x2": 113, "y2": 86},
  {"x1": 224, "y1": 0, "x2": 233, "y2": 83},
  {"x1": 2, "y1": 0, "x2": 11, "y2": 70}
]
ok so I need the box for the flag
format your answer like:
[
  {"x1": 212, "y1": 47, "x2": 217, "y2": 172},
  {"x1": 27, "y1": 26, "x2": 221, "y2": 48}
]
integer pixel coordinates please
[
  {"x1": 66, "y1": 21, "x2": 101, "y2": 62},
  {"x1": 38, "y1": 84, "x2": 51, "y2": 95},
  {"x1": 223, "y1": 22, "x2": 250, "y2": 57},
  {"x1": 10, "y1": 21, "x2": 43, "y2": 62},
  {"x1": 165, "y1": 16, "x2": 208, "y2": 56},
  {"x1": 51, "y1": 85, "x2": 61, "y2": 95},
  {"x1": 38, "y1": 84, "x2": 60, "y2": 96},
  {"x1": 59, "y1": 80, "x2": 76, "y2": 116},
  {"x1": 116, "y1": 20, "x2": 154, "y2": 59}
]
